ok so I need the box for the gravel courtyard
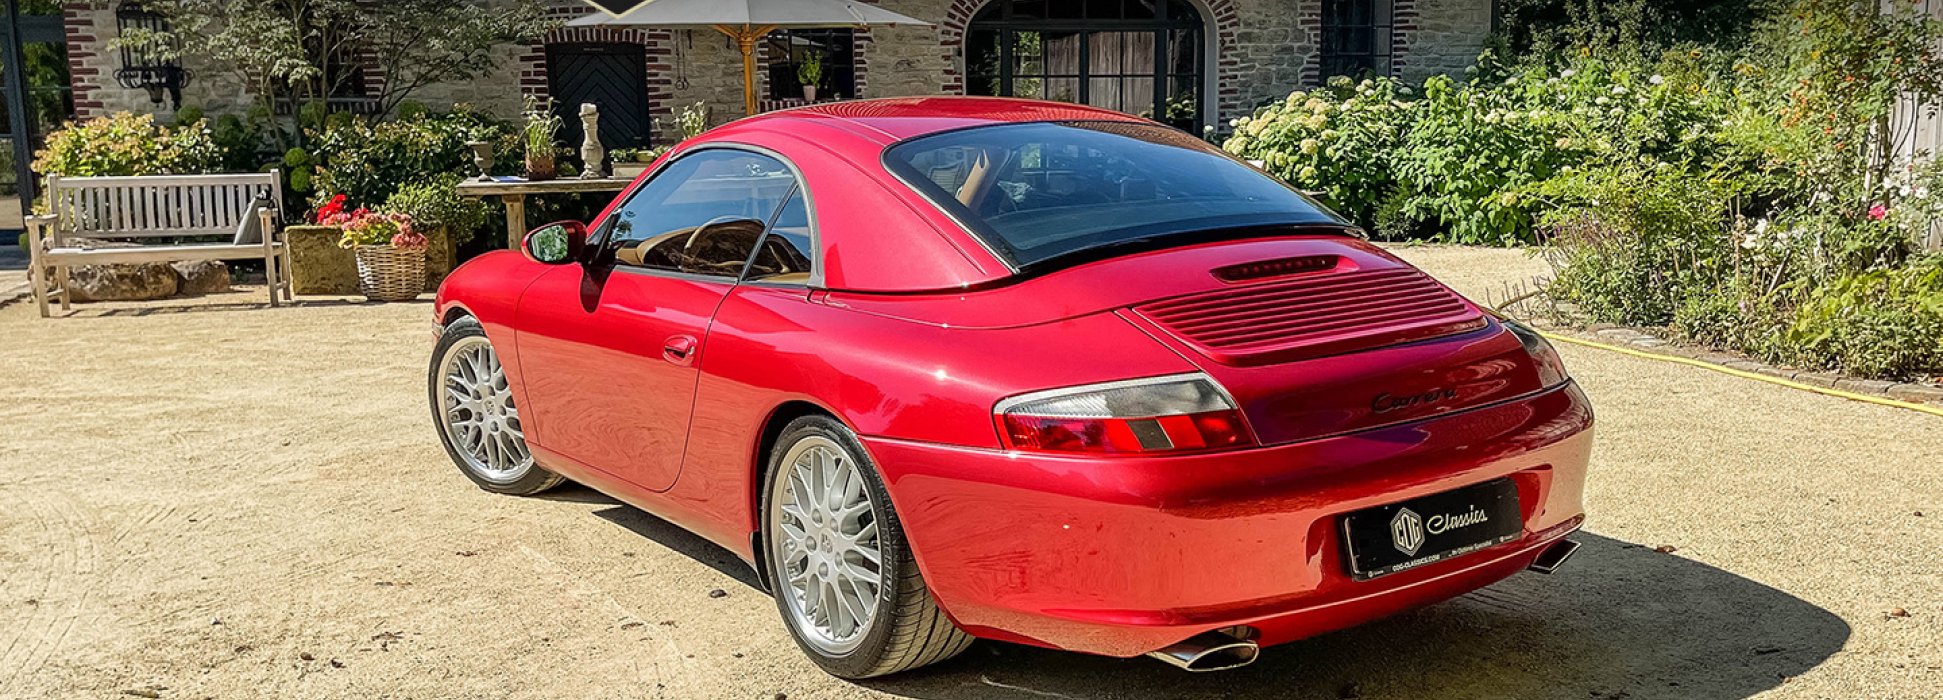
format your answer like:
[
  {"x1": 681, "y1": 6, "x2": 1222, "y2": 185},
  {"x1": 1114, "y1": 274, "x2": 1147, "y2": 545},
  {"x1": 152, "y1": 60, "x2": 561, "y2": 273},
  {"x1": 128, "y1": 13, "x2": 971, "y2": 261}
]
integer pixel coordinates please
[{"x1": 0, "y1": 246, "x2": 1937, "y2": 699}]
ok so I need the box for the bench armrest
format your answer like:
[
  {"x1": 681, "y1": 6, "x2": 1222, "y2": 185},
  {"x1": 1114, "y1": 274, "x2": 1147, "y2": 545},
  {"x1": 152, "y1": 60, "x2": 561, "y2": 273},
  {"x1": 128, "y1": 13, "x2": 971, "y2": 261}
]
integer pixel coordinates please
[
  {"x1": 23, "y1": 214, "x2": 55, "y2": 251},
  {"x1": 257, "y1": 206, "x2": 283, "y2": 242}
]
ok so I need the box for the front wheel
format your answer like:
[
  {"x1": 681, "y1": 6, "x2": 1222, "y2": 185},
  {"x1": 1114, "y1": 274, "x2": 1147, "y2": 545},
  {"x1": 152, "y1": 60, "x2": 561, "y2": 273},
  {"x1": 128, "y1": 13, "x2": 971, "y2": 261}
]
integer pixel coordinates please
[
  {"x1": 761, "y1": 416, "x2": 973, "y2": 678},
  {"x1": 429, "y1": 316, "x2": 563, "y2": 495}
]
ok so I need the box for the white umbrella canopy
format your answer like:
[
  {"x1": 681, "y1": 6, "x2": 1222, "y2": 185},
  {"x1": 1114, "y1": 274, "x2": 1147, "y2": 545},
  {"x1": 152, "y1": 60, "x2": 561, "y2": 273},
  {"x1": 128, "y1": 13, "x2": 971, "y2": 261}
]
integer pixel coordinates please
[{"x1": 570, "y1": 0, "x2": 934, "y2": 116}]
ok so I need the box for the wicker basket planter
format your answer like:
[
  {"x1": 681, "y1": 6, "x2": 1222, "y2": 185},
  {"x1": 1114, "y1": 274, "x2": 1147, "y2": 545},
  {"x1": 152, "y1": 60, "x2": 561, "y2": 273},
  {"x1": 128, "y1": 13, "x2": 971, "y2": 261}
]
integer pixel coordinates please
[{"x1": 353, "y1": 245, "x2": 427, "y2": 302}]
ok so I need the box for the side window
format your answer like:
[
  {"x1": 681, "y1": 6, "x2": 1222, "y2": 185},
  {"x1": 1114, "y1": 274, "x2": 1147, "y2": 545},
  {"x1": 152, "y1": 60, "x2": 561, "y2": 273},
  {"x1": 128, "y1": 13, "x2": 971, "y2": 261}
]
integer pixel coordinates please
[
  {"x1": 602, "y1": 150, "x2": 798, "y2": 277},
  {"x1": 747, "y1": 189, "x2": 815, "y2": 283}
]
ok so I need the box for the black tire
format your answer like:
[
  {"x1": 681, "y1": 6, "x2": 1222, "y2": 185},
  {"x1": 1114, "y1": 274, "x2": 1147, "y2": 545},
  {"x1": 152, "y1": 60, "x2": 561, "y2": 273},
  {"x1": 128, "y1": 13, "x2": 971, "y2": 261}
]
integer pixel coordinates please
[
  {"x1": 760, "y1": 415, "x2": 974, "y2": 678},
  {"x1": 428, "y1": 316, "x2": 565, "y2": 496}
]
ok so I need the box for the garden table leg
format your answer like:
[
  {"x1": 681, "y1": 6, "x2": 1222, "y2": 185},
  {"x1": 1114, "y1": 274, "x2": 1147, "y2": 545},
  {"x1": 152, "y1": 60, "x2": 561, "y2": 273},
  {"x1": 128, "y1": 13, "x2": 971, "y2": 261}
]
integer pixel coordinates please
[{"x1": 501, "y1": 194, "x2": 527, "y2": 247}]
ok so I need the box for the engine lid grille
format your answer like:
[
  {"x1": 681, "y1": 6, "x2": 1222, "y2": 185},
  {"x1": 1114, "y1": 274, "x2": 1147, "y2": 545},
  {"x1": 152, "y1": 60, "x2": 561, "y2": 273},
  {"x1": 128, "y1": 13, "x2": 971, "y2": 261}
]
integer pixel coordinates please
[{"x1": 1133, "y1": 266, "x2": 1485, "y2": 365}]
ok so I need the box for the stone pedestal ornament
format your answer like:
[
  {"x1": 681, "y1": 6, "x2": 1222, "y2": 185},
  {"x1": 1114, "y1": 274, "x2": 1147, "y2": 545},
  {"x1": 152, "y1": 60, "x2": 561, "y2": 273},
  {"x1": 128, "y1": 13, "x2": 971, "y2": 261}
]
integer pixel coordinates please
[{"x1": 579, "y1": 103, "x2": 606, "y2": 180}]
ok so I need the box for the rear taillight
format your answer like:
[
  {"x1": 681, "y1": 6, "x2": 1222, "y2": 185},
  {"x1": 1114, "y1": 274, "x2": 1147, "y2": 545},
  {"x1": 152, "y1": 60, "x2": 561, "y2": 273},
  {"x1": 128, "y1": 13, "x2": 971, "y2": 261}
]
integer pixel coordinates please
[
  {"x1": 994, "y1": 373, "x2": 1254, "y2": 455},
  {"x1": 1502, "y1": 317, "x2": 1570, "y2": 388}
]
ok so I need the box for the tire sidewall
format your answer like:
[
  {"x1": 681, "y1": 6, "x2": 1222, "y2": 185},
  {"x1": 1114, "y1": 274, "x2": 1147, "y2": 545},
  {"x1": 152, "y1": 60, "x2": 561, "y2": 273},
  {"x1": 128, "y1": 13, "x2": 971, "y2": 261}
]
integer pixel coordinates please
[
  {"x1": 761, "y1": 415, "x2": 909, "y2": 678},
  {"x1": 428, "y1": 317, "x2": 557, "y2": 495}
]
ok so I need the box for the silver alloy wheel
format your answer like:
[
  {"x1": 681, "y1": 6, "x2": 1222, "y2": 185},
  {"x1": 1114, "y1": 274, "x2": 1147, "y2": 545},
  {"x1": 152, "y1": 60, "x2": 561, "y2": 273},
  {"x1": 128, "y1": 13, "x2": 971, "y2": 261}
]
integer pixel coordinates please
[
  {"x1": 436, "y1": 335, "x2": 532, "y2": 483},
  {"x1": 771, "y1": 435, "x2": 885, "y2": 655}
]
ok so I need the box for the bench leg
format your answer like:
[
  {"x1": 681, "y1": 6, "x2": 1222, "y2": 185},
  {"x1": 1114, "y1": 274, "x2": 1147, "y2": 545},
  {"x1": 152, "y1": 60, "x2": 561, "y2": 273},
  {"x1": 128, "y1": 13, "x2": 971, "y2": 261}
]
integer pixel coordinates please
[
  {"x1": 265, "y1": 251, "x2": 280, "y2": 308},
  {"x1": 27, "y1": 253, "x2": 49, "y2": 319},
  {"x1": 54, "y1": 265, "x2": 70, "y2": 311},
  {"x1": 278, "y1": 247, "x2": 294, "y2": 301}
]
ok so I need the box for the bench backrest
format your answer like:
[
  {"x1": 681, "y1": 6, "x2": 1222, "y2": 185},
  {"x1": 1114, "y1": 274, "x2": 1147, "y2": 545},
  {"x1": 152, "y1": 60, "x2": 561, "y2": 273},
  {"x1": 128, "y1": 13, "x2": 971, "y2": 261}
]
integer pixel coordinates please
[{"x1": 44, "y1": 171, "x2": 283, "y2": 244}]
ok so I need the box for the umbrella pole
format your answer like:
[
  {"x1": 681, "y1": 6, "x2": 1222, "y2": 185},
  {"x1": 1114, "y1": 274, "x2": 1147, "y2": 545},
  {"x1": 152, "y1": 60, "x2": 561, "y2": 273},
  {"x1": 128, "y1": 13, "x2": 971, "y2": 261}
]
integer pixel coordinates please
[{"x1": 714, "y1": 24, "x2": 777, "y2": 117}]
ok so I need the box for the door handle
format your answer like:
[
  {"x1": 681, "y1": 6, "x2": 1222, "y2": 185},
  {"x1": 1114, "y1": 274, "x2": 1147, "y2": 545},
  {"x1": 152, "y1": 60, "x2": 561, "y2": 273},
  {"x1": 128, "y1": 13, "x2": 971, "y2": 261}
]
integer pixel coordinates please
[{"x1": 663, "y1": 335, "x2": 698, "y2": 365}]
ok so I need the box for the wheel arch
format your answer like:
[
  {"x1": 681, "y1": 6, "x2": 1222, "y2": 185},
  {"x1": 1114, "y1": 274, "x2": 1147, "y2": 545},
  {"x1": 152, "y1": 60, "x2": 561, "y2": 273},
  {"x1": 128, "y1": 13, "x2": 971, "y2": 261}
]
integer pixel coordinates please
[
  {"x1": 747, "y1": 399, "x2": 848, "y2": 592},
  {"x1": 439, "y1": 304, "x2": 475, "y2": 326}
]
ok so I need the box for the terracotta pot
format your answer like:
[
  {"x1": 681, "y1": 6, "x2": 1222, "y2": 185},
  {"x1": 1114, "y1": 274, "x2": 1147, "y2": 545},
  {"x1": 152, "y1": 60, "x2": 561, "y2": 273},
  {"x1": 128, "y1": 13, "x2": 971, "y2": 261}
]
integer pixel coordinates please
[{"x1": 525, "y1": 153, "x2": 557, "y2": 181}]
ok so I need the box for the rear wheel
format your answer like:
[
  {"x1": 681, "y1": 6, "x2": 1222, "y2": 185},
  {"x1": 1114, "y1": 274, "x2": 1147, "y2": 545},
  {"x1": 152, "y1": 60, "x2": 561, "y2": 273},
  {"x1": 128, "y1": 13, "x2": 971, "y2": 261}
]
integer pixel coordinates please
[
  {"x1": 761, "y1": 416, "x2": 973, "y2": 678},
  {"x1": 429, "y1": 317, "x2": 563, "y2": 495}
]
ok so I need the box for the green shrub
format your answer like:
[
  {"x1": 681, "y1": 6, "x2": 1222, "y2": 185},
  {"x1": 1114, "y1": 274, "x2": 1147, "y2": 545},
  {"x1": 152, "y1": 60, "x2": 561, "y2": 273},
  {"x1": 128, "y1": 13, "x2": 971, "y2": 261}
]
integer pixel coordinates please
[
  {"x1": 1538, "y1": 163, "x2": 1740, "y2": 324},
  {"x1": 306, "y1": 107, "x2": 518, "y2": 214},
  {"x1": 384, "y1": 174, "x2": 489, "y2": 245},
  {"x1": 1224, "y1": 57, "x2": 1732, "y2": 244},
  {"x1": 1779, "y1": 262, "x2": 1943, "y2": 379},
  {"x1": 32, "y1": 112, "x2": 225, "y2": 177},
  {"x1": 1225, "y1": 77, "x2": 1410, "y2": 228}
]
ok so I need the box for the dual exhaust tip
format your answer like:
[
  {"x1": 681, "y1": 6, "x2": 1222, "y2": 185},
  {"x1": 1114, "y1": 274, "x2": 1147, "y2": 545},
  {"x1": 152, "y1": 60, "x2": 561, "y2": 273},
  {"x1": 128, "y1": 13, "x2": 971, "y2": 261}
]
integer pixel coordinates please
[{"x1": 1145, "y1": 538, "x2": 1583, "y2": 672}]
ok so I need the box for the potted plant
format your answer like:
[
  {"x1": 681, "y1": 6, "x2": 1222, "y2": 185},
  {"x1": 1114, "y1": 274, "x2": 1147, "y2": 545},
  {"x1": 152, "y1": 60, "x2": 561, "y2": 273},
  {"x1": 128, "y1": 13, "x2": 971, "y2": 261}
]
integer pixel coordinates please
[
  {"x1": 521, "y1": 96, "x2": 563, "y2": 181},
  {"x1": 319, "y1": 194, "x2": 429, "y2": 302},
  {"x1": 675, "y1": 101, "x2": 710, "y2": 140},
  {"x1": 797, "y1": 51, "x2": 824, "y2": 102}
]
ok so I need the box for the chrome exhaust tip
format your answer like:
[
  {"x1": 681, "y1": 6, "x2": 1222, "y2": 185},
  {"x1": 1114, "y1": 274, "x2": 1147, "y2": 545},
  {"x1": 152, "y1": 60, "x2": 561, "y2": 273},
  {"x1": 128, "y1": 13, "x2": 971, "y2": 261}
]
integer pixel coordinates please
[
  {"x1": 1145, "y1": 630, "x2": 1261, "y2": 672},
  {"x1": 1527, "y1": 538, "x2": 1582, "y2": 575}
]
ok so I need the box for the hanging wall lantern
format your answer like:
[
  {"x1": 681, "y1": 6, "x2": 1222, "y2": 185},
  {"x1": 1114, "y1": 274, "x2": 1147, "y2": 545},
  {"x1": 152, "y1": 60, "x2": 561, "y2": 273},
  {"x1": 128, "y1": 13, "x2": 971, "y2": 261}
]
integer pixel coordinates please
[{"x1": 113, "y1": 0, "x2": 191, "y2": 108}]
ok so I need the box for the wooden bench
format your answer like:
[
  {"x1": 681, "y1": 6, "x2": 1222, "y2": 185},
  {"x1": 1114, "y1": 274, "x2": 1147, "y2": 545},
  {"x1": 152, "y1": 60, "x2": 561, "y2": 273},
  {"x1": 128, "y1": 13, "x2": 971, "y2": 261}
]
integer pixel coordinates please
[{"x1": 25, "y1": 172, "x2": 291, "y2": 317}]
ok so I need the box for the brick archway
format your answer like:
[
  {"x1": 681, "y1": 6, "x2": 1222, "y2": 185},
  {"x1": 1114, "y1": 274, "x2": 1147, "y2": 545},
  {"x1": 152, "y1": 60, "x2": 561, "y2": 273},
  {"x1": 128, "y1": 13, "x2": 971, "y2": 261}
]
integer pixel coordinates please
[
  {"x1": 938, "y1": 0, "x2": 1241, "y2": 129},
  {"x1": 517, "y1": 4, "x2": 675, "y2": 141}
]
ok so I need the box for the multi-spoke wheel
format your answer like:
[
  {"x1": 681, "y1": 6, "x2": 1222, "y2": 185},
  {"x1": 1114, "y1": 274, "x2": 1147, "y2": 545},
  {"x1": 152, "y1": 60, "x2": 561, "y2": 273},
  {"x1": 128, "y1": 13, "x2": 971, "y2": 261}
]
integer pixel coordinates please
[
  {"x1": 762, "y1": 416, "x2": 972, "y2": 678},
  {"x1": 429, "y1": 316, "x2": 563, "y2": 495}
]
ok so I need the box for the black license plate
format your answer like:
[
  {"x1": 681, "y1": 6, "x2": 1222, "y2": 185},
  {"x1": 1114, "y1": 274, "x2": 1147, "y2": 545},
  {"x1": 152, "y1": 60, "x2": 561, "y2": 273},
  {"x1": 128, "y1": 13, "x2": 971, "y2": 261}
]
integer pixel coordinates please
[{"x1": 1341, "y1": 478, "x2": 1522, "y2": 581}]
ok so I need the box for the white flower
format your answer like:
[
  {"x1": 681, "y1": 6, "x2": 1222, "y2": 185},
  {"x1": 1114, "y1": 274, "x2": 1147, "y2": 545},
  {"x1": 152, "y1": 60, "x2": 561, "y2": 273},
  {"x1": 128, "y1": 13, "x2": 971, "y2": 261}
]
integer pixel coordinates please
[
  {"x1": 1596, "y1": 96, "x2": 1611, "y2": 106},
  {"x1": 1612, "y1": 85, "x2": 1628, "y2": 95},
  {"x1": 1917, "y1": 187, "x2": 1931, "y2": 200},
  {"x1": 1547, "y1": 77, "x2": 1560, "y2": 85},
  {"x1": 1562, "y1": 69, "x2": 1577, "y2": 78},
  {"x1": 1649, "y1": 75, "x2": 1665, "y2": 85}
]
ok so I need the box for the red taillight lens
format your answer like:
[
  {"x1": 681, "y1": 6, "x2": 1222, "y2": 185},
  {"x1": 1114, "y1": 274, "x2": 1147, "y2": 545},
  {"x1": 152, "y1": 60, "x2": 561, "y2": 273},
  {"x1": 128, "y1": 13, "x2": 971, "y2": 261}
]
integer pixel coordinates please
[
  {"x1": 994, "y1": 374, "x2": 1254, "y2": 455},
  {"x1": 1502, "y1": 317, "x2": 1570, "y2": 388}
]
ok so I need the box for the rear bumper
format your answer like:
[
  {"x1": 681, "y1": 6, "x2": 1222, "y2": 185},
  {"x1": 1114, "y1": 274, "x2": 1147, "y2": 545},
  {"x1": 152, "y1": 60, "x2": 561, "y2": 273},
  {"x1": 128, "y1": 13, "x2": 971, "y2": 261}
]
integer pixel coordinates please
[{"x1": 863, "y1": 382, "x2": 1594, "y2": 658}]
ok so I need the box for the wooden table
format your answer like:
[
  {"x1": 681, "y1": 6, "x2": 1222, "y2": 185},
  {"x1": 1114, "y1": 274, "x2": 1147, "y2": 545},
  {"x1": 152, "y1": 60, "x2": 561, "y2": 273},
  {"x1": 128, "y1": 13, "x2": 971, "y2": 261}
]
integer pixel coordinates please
[{"x1": 456, "y1": 177, "x2": 634, "y2": 246}]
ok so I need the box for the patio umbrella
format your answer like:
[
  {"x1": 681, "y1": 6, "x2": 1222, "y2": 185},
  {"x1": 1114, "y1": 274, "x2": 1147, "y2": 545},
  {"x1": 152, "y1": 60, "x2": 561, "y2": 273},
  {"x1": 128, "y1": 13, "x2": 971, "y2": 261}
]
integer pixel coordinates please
[{"x1": 569, "y1": 0, "x2": 933, "y2": 117}]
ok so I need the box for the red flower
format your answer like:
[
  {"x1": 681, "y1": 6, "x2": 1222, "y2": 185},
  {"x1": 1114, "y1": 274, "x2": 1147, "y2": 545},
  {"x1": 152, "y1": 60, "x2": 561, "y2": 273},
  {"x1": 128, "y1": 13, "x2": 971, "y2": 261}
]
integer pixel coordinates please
[
  {"x1": 315, "y1": 193, "x2": 348, "y2": 224},
  {"x1": 1868, "y1": 203, "x2": 1888, "y2": 221}
]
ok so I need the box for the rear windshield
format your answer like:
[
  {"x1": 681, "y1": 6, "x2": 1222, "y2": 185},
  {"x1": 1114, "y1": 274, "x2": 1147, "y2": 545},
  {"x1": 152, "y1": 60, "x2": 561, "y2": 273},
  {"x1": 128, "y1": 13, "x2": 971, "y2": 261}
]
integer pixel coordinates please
[{"x1": 884, "y1": 121, "x2": 1342, "y2": 268}]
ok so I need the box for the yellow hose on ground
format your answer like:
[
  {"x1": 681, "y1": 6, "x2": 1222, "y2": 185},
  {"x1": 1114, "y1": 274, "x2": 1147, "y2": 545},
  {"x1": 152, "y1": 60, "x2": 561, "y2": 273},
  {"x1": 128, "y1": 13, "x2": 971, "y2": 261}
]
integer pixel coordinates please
[{"x1": 1539, "y1": 331, "x2": 1943, "y2": 418}]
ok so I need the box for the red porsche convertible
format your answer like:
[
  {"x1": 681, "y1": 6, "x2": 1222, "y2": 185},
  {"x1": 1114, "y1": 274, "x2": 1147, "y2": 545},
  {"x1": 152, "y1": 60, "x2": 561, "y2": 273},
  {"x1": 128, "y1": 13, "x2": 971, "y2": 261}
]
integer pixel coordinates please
[{"x1": 429, "y1": 97, "x2": 1593, "y2": 678}]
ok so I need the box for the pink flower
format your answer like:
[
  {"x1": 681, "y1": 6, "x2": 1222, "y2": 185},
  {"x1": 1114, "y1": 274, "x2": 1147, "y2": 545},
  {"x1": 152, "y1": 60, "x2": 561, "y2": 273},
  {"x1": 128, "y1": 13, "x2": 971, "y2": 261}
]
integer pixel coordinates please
[
  {"x1": 390, "y1": 231, "x2": 429, "y2": 250},
  {"x1": 1868, "y1": 203, "x2": 1888, "y2": 221}
]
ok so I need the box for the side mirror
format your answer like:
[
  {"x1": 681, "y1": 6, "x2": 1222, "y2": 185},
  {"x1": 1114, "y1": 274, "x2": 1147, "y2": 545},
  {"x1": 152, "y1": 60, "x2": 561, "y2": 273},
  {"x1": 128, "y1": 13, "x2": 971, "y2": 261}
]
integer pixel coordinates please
[{"x1": 522, "y1": 220, "x2": 587, "y2": 265}]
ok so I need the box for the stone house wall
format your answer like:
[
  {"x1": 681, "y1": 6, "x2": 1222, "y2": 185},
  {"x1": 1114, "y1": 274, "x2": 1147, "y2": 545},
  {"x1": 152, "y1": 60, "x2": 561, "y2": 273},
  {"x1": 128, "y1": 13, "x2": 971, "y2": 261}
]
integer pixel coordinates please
[
  {"x1": 1397, "y1": 0, "x2": 1496, "y2": 84},
  {"x1": 62, "y1": 0, "x2": 1493, "y2": 138}
]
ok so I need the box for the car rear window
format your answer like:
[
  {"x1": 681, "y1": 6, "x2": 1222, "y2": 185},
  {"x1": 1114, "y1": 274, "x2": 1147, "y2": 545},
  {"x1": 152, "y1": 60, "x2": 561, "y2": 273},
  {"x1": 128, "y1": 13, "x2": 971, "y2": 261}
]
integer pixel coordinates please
[{"x1": 884, "y1": 121, "x2": 1342, "y2": 268}]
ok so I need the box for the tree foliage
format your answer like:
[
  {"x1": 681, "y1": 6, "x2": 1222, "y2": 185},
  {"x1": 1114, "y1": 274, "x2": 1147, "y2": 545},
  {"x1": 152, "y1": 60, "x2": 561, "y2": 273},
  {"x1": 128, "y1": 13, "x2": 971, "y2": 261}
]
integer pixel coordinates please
[{"x1": 117, "y1": 0, "x2": 554, "y2": 122}]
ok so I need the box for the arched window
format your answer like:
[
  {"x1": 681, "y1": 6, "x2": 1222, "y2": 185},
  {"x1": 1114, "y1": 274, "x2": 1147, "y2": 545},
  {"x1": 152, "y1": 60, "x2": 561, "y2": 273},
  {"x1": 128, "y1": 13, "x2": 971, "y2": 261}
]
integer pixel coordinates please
[
  {"x1": 1320, "y1": 0, "x2": 1394, "y2": 80},
  {"x1": 965, "y1": 0, "x2": 1205, "y2": 131}
]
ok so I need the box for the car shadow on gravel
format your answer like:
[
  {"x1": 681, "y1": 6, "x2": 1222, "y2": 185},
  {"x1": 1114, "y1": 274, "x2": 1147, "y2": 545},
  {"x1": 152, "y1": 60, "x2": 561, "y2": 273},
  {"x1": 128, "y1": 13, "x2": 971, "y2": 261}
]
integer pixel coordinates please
[
  {"x1": 866, "y1": 532, "x2": 1849, "y2": 700},
  {"x1": 577, "y1": 496, "x2": 765, "y2": 591}
]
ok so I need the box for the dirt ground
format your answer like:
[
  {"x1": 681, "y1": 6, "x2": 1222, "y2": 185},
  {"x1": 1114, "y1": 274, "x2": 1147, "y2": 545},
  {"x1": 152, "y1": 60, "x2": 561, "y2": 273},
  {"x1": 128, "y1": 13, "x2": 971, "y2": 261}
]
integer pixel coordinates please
[{"x1": 0, "y1": 246, "x2": 1937, "y2": 700}]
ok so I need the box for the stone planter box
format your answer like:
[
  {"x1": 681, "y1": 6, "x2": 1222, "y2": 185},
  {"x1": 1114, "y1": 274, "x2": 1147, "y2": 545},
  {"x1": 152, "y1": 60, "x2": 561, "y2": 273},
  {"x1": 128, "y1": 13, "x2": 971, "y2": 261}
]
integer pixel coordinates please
[{"x1": 287, "y1": 225, "x2": 456, "y2": 295}]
